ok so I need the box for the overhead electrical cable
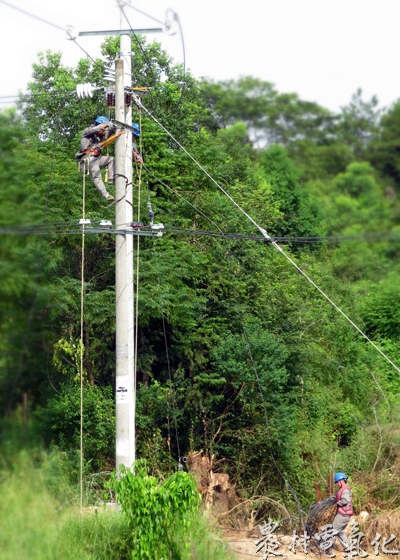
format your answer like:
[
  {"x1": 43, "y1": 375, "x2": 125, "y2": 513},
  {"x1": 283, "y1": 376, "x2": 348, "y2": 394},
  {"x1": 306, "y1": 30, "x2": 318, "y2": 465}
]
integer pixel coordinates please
[
  {"x1": 0, "y1": 91, "x2": 76, "y2": 104},
  {"x1": 271, "y1": 243, "x2": 400, "y2": 375},
  {"x1": 2, "y1": 220, "x2": 400, "y2": 247},
  {"x1": 143, "y1": 163, "x2": 225, "y2": 233},
  {"x1": 137, "y1": 100, "x2": 400, "y2": 377},
  {"x1": 139, "y1": 104, "x2": 277, "y2": 237},
  {"x1": 67, "y1": 34, "x2": 96, "y2": 64},
  {"x1": 124, "y1": 3, "x2": 165, "y2": 26},
  {"x1": 0, "y1": 0, "x2": 66, "y2": 31},
  {"x1": 118, "y1": 1, "x2": 161, "y2": 116},
  {"x1": 159, "y1": 9, "x2": 187, "y2": 120},
  {"x1": 0, "y1": 0, "x2": 98, "y2": 67}
]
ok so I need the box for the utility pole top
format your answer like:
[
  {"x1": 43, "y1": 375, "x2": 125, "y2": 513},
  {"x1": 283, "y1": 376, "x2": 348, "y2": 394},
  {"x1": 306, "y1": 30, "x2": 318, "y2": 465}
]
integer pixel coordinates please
[{"x1": 78, "y1": 28, "x2": 163, "y2": 37}]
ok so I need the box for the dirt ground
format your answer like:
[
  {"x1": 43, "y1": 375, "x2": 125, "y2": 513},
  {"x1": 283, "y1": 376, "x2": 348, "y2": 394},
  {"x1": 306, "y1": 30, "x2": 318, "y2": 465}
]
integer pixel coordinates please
[{"x1": 224, "y1": 532, "x2": 346, "y2": 560}]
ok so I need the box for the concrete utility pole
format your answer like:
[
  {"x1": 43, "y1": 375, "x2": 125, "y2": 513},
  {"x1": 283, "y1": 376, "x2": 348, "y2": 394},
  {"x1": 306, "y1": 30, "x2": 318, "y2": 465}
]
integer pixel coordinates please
[
  {"x1": 76, "y1": 24, "x2": 163, "y2": 473},
  {"x1": 115, "y1": 34, "x2": 134, "y2": 471}
]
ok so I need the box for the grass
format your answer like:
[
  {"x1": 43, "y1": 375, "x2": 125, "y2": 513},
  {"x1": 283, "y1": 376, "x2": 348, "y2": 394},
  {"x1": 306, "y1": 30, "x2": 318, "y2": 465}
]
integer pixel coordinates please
[{"x1": 0, "y1": 450, "x2": 129, "y2": 560}]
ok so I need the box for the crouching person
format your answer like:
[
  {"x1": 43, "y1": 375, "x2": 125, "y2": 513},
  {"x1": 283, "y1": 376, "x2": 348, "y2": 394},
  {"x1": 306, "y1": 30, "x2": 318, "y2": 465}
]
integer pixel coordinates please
[{"x1": 75, "y1": 116, "x2": 116, "y2": 201}]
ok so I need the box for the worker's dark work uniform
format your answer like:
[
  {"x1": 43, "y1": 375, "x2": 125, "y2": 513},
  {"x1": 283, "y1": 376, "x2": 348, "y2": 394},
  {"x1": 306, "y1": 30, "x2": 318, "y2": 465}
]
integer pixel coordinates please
[{"x1": 76, "y1": 123, "x2": 116, "y2": 199}]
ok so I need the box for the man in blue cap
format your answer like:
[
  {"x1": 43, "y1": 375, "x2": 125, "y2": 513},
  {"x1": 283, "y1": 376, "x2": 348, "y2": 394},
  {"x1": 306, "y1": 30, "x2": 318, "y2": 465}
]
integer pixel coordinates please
[
  {"x1": 75, "y1": 116, "x2": 116, "y2": 201},
  {"x1": 329, "y1": 472, "x2": 353, "y2": 554}
]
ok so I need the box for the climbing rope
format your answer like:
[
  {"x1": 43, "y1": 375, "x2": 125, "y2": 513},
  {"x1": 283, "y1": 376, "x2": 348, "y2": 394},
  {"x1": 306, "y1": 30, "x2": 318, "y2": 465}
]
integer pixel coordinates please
[
  {"x1": 133, "y1": 111, "x2": 143, "y2": 389},
  {"x1": 133, "y1": 110, "x2": 142, "y2": 383},
  {"x1": 79, "y1": 170, "x2": 86, "y2": 511}
]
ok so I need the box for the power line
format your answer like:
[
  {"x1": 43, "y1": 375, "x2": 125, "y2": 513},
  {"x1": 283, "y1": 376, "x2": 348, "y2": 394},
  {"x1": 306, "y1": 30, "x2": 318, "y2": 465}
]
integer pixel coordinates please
[
  {"x1": 138, "y1": 103, "x2": 269, "y2": 236},
  {"x1": 134, "y1": 97, "x2": 400, "y2": 377},
  {"x1": 2, "y1": 91, "x2": 75, "y2": 99},
  {"x1": 0, "y1": 0, "x2": 66, "y2": 31},
  {"x1": 272, "y1": 240, "x2": 400, "y2": 375},
  {"x1": 119, "y1": 3, "x2": 162, "y2": 117},
  {"x1": 143, "y1": 163, "x2": 224, "y2": 233},
  {"x1": 0, "y1": 0, "x2": 98, "y2": 68},
  {"x1": 123, "y1": 3, "x2": 165, "y2": 26},
  {"x1": 1, "y1": 221, "x2": 400, "y2": 248},
  {"x1": 68, "y1": 36, "x2": 96, "y2": 63},
  {"x1": 2, "y1": 1, "x2": 398, "y2": 375}
]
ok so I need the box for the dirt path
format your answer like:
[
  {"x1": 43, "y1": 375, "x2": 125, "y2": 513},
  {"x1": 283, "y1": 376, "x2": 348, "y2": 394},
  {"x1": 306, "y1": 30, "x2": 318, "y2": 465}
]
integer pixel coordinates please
[{"x1": 225, "y1": 533, "x2": 344, "y2": 560}]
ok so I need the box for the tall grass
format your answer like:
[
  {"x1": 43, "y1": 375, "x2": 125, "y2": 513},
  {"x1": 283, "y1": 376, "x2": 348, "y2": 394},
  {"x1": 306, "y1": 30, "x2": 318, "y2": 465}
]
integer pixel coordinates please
[{"x1": 0, "y1": 450, "x2": 129, "y2": 559}]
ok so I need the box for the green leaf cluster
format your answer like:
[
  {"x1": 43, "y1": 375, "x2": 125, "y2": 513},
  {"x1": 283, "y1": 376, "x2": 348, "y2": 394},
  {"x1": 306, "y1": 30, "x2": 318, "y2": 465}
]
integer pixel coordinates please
[{"x1": 111, "y1": 461, "x2": 201, "y2": 559}]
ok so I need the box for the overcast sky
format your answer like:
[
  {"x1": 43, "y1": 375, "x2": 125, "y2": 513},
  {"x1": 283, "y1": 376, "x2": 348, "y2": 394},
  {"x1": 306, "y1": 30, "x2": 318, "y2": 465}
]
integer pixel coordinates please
[{"x1": 1, "y1": 0, "x2": 399, "y2": 113}]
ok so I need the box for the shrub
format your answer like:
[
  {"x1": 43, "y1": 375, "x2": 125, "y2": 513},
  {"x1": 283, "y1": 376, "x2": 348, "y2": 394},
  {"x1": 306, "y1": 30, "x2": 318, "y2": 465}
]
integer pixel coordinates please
[{"x1": 111, "y1": 460, "x2": 202, "y2": 559}]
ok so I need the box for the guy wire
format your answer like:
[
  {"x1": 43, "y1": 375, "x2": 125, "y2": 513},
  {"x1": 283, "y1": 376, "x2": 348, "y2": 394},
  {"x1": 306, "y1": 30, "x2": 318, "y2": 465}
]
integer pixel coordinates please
[{"x1": 139, "y1": 99, "x2": 400, "y2": 378}]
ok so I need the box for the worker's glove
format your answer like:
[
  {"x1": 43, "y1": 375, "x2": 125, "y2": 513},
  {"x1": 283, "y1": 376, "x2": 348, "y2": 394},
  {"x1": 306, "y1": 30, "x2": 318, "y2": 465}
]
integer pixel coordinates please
[{"x1": 133, "y1": 152, "x2": 143, "y2": 163}]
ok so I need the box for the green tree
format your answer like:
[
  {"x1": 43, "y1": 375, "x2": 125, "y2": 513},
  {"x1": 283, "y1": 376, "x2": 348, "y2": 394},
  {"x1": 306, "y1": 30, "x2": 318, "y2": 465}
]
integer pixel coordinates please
[
  {"x1": 369, "y1": 101, "x2": 400, "y2": 190},
  {"x1": 200, "y1": 76, "x2": 335, "y2": 148},
  {"x1": 337, "y1": 89, "x2": 382, "y2": 159},
  {"x1": 260, "y1": 144, "x2": 321, "y2": 238}
]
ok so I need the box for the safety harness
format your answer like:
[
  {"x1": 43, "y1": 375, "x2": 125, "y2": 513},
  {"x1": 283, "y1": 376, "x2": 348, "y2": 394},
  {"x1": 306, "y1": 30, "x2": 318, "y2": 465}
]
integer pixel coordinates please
[
  {"x1": 75, "y1": 130, "x2": 126, "y2": 173},
  {"x1": 335, "y1": 485, "x2": 353, "y2": 516}
]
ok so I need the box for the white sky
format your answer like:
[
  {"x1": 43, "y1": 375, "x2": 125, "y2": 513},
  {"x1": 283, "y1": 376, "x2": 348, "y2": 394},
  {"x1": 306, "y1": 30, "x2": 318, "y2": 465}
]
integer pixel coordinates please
[{"x1": 0, "y1": 0, "x2": 400, "y2": 113}]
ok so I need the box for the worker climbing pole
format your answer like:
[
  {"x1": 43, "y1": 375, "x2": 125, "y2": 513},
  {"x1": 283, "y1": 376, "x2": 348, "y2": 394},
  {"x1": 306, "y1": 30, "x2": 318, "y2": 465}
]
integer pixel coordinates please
[{"x1": 75, "y1": 116, "x2": 117, "y2": 201}]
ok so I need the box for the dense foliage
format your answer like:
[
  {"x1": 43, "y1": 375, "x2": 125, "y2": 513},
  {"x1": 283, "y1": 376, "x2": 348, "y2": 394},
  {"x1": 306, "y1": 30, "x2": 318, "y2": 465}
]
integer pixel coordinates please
[
  {"x1": 111, "y1": 461, "x2": 201, "y2": 559},
  {"x1": 1, "y1": 35, "x2": 400, "y2": 516}
]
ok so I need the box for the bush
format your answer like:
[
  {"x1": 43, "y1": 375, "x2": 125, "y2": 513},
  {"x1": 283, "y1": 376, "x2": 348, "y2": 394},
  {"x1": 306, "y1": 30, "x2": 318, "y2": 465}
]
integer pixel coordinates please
[
  {"x1": 35, "y1": 382, "x2": 115, "y2": 472},
  {"x1": 111, "y1": 460, "x2": 203, "y2": 559}
]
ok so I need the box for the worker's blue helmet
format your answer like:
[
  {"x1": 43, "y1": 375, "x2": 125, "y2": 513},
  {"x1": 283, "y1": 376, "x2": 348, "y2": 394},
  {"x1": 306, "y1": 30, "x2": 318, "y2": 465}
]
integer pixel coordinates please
[
  {"x1": 131, "y1": 123, "x2": 140, "y2": 136},
  {"x1": 95, "y1": 116, "x2": 109, "y2": 124},
  {"x1": 334, "y1": 472, "x2": 348, "y2": 483}
]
